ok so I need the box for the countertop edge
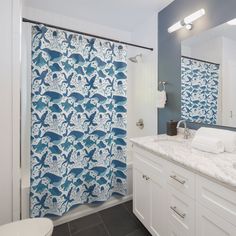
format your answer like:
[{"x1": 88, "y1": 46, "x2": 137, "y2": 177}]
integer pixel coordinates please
[{"x1": 130, "y1": 139, "x2": 236, "y2": 192}]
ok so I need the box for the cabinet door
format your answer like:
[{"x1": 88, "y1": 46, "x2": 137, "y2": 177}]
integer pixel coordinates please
[
  {"x1": 149, "y1": 178, "x2": 166, "y2": 236},
  {"x1": 133, "y1": 168, "x2": 150, "y2": 225},
  {"x1": 196, "y1": 204, "x2": 236, "y2": 236}
]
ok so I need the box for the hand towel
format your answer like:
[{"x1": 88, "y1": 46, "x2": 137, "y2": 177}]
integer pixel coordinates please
[
  {"x1": 195, "y1": 127, "x2": 236, "y2": 153},
  {"x1": 191, "y1": 135, "x2": 224, "y2": 154},
  {"x1": 157, "y1": 90, "x2": 167, "y2": 108}
]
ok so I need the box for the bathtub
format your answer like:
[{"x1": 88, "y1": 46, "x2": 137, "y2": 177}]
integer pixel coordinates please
[{"x1": 21, "y1": 162, "x2": 133, "y2": 226}]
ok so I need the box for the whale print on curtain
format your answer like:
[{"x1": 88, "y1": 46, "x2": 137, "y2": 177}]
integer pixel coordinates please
[
  {"x1": 30, "y1": 25, "x2": 127, "y2": 217},
  {"x1": 181, "y1": 57, "x2": 220, "y2": 125}
]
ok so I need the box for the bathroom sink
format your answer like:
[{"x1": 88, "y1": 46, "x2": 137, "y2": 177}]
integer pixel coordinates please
[
  {"x1": 153, "y1": 138, "x2": 185, "y2": 145},
  {"x1": 233, "y1": 162, "x2": 236, "y2": 169},
  {"x1": 152, "y1": 138, "x2": 191, "y2": 153}
]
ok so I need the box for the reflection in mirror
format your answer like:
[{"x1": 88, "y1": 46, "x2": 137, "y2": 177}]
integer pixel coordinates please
[{"x1": 181, "y1": 19, "x2": 236, "y2": 128}]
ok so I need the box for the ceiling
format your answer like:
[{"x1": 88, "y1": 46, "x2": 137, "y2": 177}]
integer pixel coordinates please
[{"x1": 23, "y1": 0, "x2": 174, "y2": 31}]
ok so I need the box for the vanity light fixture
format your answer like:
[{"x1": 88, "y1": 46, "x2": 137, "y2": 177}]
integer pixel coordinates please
[
  {"x1": 168, "y1": 9, "x2": 206, "y2": 33},
  {"x1": 227, "y1": 18, "x2": 236, "y2": 25}
]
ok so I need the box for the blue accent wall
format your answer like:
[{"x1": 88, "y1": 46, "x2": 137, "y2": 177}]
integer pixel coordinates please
[{"x1": 158, "y1": 0, "x2": 236, "y2": 134}]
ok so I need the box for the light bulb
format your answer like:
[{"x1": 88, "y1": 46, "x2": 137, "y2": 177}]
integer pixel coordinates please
[
  {"x1": 227, "y1": 18, "x2": 236, "y2": 25},
  {"x1": 184, "y1": 9, "x2": 205, "y2": 25},
  {"x1": 168, "y1": 21, "x2": 183, "y2": 33}
]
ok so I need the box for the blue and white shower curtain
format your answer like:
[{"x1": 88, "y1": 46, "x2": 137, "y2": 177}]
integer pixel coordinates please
[
  {"x1": 30, "y1": 25, "x2": 127, "y2": 217},
  {"x1": 181, "y1": 57, "x2": 220, "y2": 125}
]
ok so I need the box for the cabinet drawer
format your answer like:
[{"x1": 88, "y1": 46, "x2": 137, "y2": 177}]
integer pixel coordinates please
[
  {"x1": 167, "y1": 186, "x2": 195, "y2": 236},
  {"x1": 196, "y1": 175, "x2": 236, "y2": 227},
  {"x1": 167, "y1": 161, "x2": 195, "y2": 199},
  {"x1": 133, "y1": 151, "x2": 165, "y2": 185}
]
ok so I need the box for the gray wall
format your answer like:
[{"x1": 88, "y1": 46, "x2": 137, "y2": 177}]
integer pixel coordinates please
[{"x1": 158, "y1": 0, "x2": 236, "y2": 134}]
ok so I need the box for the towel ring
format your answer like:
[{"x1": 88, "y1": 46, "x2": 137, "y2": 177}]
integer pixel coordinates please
[{"x1": 159, "y1": 81, "x2": 166, "y2": 91}]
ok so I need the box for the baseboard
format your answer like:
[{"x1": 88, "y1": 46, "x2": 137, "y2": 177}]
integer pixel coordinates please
[{"x1": 53, "y1": 194, "x2": 133, "y2": 226}]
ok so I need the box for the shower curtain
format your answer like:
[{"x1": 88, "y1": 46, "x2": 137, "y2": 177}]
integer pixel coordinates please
[
  {"x1": 181, "y1": 57, "x2": 220, "y2": 125},
  {"x1": 30, "y1": 25, "x2": 127, "y2": 217}
]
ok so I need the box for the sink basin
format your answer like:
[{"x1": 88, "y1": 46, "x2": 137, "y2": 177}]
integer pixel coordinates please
[
  {"x1": 153, "y1": 138, "x2": 184, "y2": 145},
  {"x1": 152, "y1": 138, "x2": 191, "y2": 153},
  {"x1": 233, "y1": 163, "x2": 236, "y2": 169}
]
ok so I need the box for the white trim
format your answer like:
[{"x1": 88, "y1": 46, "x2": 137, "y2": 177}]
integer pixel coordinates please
[
  {"x1": 12, "y1": 0, "x2": 22, "y2": 221},
  {"x1": 54, "y1": 195, "x2": 133, "y2": 226}
]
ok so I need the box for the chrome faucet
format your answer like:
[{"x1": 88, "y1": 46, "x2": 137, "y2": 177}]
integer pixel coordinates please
[{"x1": 177, "y1": 120, "x2": 190, "y2": 139}]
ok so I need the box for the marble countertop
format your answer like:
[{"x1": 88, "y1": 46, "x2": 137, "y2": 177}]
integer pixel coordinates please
[{"x1": 130, "y1": 134, "x2": 236, "y2": 190}]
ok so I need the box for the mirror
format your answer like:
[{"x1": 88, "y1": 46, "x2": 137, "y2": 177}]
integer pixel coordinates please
[{"x1": 181, "y1": 19, "x2": 236, "y2": 128}]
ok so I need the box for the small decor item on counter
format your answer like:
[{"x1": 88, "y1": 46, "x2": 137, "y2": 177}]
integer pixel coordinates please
[{"x1": 167, "y1": 120, "x2": 178, "y2": 136}]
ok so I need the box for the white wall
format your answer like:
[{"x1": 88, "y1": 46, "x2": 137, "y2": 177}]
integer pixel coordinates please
[
  {"x1": 129, "y1": 13, "x2": 158, "y2": 138},
  {"x1": 23, "y1": 7, "x2": 132, "y2": 42},
  {"x1": 185, "y1": 37, "x2": 222, "y2": 64},
  {"x1": 0, "y1": 0, "x2": 22, "y2": 225},
  {"x1": 0, "y1": 0, "x2": 13, "y2": 224}
]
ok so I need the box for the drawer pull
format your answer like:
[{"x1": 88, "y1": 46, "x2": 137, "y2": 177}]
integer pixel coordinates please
[
  {"x1": 170, "y1": 206, "x2": 186, "y2": 219},
  {"x1": 170, "y1": 175, "x2": 186, "y2": 185}
]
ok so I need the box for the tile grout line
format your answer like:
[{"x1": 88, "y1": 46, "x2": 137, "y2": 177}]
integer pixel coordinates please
[
  {"x1": 67, "y1": 223, "x2": 72, "y2": 236},
  {"x1": 122, "y1": 202, "x2": 134, "y2": 219},
  {"x1": 97, "y1": 212, "x2": 112, "y2": 236},
  {"x1": 67, "y1": 213, "x2": 102, "y2": 235},
  {"x1": 122, "y1": 202, "x2": 148, "y2": 234}
]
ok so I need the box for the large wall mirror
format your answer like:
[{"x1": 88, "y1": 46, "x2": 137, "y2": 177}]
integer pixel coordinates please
[{"x1": 181, "y1": 19, "x2": 236, "y2": 128}]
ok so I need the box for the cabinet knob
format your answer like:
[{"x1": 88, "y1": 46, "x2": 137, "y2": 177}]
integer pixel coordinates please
[{"x1": 142, "y1": 174, "x2": 150, "y2": 181}]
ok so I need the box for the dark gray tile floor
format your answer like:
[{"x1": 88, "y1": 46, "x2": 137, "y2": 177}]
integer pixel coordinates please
[{"x1": 53, "y1": 201, "x2": 151, "y2": 236}]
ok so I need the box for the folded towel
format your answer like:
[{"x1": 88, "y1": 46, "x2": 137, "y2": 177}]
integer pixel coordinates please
[
  {"x1": 157, "y1": 90, "x2": 167, "y2": 108},
  {"x1": 196, "y1": 127, "x2": 236, "y2": 153},
  {"x1": 191, "y1": 135, "x2": 224, "y2": 154}
]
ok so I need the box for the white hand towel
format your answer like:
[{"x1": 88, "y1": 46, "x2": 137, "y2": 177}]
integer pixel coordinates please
[
  {"x1": 157, "y1": 90, "x2": 167, "y2": 108},
  {"x1": 196, "y1": 127, "x2": 236, "y2": 153},
  {"x1": 191, "y1": 135, "x2": 224, "y2": 154}
]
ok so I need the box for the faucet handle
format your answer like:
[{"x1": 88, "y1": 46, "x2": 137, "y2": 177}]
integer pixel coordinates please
[{"x1": 184, "y1": 128, "x2": 190, "y2": 139}]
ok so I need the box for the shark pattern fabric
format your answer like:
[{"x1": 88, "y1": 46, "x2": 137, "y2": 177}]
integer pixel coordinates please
[
  {"x1": 181, "y1": 57, "x2": 219, "y2": 125},
  {"x1": 30, "y1": 25, "x2": 127, "y2": 217}
]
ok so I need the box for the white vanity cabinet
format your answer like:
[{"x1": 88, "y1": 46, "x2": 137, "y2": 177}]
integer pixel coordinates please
[
  {"x1": 133, "y1": 148, "x2": 167, "y2": 236},
  {"x1": 132, "y1": 145, "x2": 236, "y2": 236},
  {"x1": 196, "y1": 204, "x2": 236, "y2": 236}
]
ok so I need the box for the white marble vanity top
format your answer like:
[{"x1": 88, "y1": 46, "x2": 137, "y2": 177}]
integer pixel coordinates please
[{"x1": 130, "y1": 134, "x2": 236, "y2": 190}]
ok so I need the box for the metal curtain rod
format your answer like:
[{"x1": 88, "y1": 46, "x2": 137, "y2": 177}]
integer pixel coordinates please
[
  {"x1": 22, "y1": 18, "x2": 154, "y2": 51},
  {"x1": 181, "y1": 55, "x2": 220, "y2": 66}
]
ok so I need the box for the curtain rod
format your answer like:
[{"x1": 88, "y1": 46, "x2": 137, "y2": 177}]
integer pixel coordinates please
[
  {"x1": 22, "y1": 18, "x2": 154, "y2": 51},
  {"x1": 181, "y1": 55, "x2": 220, "y2": 66}
]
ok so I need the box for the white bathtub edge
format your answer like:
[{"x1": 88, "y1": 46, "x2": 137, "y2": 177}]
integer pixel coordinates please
[{"x1": 54, "y1": 194, "x2": 133, "y2": 226}]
